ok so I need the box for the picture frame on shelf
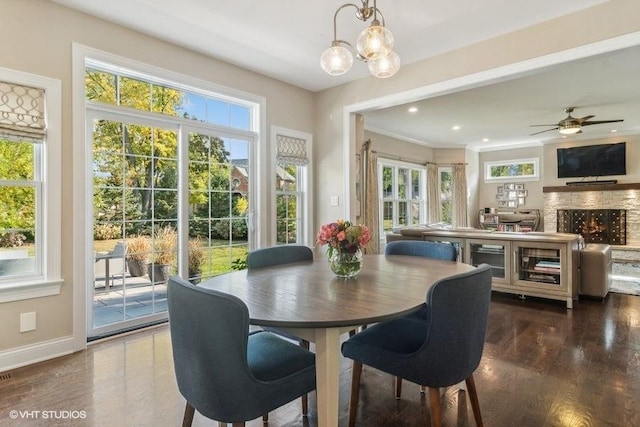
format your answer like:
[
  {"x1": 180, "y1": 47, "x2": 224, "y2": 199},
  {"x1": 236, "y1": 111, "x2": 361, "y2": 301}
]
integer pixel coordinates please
[
  {"x1": 515, "y1": 183, "x2": 525, "y2": 190},
  {"x1": 504, "y1": 183, "x2": 516, "y2": 190}
]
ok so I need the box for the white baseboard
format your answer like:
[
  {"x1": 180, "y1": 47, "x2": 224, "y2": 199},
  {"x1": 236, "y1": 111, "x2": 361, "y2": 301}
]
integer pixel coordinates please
[{"x1": 0, "y1": 336, "x2": 77, "y2": 373}]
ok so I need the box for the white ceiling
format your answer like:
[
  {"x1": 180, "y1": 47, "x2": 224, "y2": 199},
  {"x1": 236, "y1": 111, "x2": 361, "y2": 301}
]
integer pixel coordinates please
[{"x1": 52, "y1": 0, "x2": 640, "y2": 150}]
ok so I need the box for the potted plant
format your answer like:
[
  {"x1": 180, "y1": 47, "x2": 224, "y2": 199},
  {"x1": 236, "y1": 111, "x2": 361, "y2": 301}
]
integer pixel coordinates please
[
  {"x1": 188, "y1": 237, "x2": 205, "y2": 284},
  {"x1": 148, "y1": 227, "x2": 177, "y2": 284},
  {"x1": 125, "y1": 235, "x2": 151, "y2": 277}
]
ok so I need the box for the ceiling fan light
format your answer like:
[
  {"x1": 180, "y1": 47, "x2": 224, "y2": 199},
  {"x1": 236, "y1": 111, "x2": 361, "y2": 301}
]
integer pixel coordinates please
[
  {"x1": 559, "y1": 123, "x2": 581, "y2": 135},
  {"x1": 320, "y1": 44, "x2": 354, "y2": 75},
  {"x1": 368, "y1": 50, "x2": 400, "y2": 78},
  {"x1": 356, "y1": 22, "x2": 394, "y2": 60}
]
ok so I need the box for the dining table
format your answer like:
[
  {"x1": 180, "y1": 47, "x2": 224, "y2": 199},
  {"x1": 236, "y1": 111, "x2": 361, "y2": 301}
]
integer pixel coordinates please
[{"x1": 198, "y1": 253, "x2": 476, "y2": 427}]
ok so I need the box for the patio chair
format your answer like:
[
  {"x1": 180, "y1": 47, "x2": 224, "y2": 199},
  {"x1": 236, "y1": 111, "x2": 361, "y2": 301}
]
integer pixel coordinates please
[{"x1": 94, "y1": 241, "x2": 127, "y2": 290}]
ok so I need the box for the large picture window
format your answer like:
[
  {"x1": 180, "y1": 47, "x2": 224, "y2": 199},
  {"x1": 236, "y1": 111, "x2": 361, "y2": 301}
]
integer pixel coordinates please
[{"x1": 83, "y1": 56, "x2": 260, "y2": 336}]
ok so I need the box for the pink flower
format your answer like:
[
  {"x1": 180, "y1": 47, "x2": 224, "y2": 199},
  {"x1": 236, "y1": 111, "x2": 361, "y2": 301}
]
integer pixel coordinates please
[{"x1": 316, "y1": 219, "x2": 371, "y2": 256}]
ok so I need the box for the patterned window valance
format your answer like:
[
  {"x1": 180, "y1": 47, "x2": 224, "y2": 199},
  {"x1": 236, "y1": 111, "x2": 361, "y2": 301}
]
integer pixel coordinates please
[
  {"x1": 0, "y1": 81, "x2": 46, "y2": 141},
  {"x1": 276, "y1": 133, "x2": 309, "y2": 166}
]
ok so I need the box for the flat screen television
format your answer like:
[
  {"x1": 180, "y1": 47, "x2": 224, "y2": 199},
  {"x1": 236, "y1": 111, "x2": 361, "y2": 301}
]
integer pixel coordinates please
[{"x1": 557, "y1": 142, "x2": 626, "y2": 179}]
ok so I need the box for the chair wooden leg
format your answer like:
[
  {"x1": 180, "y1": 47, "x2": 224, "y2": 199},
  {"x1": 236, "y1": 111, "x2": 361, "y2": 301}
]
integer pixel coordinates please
[
  {"x1": 395, "y1": 376, "x2": 402, "y2": 399},
  {"x1": 465, "y1": 375, "x2": 483, "y2": 427},
  {"x1": 420, "y1": 385, "x2": 426, "y2": 393},
  {"x1": 348, "y1": 361, "x2": 363, "y2": 427},
  {"x1": 428, "y1": 387, "x2": 442, "y2": 427},
  {"x1": 183, "y1": 402, "x2": 195, "y2": 427},
  {"x1": 300, "y1": 339, "x2": 310, "y2": 416},
  {"x1": 232, "y1": 423, "x2": 245, "y2": 427},
  {"x1": 262, "y1": 413, "x2": 268, "y2": 423}
]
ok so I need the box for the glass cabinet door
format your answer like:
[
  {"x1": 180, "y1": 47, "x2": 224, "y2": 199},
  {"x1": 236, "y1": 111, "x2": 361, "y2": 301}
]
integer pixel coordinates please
[
  {"x1": 466, "y1": 239, "x2": 510, "y2": 284},
  {"x1": 513, "y1": 243, "x2": 567, "y2": 292}
]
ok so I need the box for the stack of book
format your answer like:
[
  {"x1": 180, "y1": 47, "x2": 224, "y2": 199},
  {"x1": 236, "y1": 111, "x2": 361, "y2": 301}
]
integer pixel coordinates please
[{"x1": 529, "y1": 259, "x2": 560, "y2": 283}]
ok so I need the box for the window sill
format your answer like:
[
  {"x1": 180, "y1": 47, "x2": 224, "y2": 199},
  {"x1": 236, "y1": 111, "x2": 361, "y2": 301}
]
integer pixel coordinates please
[{"x1": 0, "y1": 278, "x2": 64, "y2": 303}]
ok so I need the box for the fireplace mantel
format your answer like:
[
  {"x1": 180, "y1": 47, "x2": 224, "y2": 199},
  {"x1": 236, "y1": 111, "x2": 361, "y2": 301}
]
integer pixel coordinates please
[{"x1": 543, "y1": 183, "x2": 640, "y2": 193}]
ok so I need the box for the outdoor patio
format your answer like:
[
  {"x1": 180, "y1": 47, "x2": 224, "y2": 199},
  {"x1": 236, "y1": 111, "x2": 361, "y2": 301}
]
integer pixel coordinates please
[{"x1": 93, "y1": 272, "x2": 167, "y2": 328}]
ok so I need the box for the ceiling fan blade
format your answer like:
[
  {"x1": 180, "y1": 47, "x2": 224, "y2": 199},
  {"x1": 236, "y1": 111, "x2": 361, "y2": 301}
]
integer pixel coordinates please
[
  {"x1": 581, "y1": 119, "x2": 624, "y2": 126},
  {"x1": 530, "y1": 127, "x2": 559, "y2": 136},
  {"x1": 530, "y1": 124, "x2": 560, "y2": 127},
  {"x1": 576, "y1": 115, "x2": 595, "y2": 123}
]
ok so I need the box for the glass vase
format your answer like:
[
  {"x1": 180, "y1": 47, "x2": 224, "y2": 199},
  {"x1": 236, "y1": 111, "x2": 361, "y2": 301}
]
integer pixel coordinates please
[{"x1": 329, "y1": 248, "x2": 363, "y2": 278}]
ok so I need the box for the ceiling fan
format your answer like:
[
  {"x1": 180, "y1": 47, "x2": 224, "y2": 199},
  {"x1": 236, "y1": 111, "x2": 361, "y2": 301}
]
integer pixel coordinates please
[{"x1": 529, "y1": 107, "x2": 624, "y2": 136}]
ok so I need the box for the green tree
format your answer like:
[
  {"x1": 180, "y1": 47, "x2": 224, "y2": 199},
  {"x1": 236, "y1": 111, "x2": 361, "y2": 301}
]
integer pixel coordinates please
[
  {"x1": 87, "y1": 69, "x2": 232, "y2": 239},
  {"x1": 0, "y1": 139, "x2": 35, "y2": 241}
]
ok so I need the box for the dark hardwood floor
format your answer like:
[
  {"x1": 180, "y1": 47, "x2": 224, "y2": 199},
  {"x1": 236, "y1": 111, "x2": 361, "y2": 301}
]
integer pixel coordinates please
[{"x1": 2, "y1": 291, "x2": 640, "y2": 426}]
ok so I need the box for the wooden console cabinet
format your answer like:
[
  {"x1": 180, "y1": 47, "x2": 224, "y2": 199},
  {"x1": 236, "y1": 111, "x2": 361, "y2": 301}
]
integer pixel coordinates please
[{"x1": 410, "y1": 230, "x2": 580, "y2": 308}]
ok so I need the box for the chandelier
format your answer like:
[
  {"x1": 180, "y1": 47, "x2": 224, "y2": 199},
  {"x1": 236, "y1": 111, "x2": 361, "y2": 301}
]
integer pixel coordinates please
[{"x1": 320, "y1": 0, "x2": 400, "y2": 79}]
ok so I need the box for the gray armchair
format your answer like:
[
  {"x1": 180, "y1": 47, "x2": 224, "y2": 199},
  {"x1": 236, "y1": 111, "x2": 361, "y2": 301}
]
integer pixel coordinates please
[
  {"x1": 167, "y1": 276, "x2": 316, "y2": 426},
  {"x1": 341, "y1": 264, "x2": 493, "y2": 427}
]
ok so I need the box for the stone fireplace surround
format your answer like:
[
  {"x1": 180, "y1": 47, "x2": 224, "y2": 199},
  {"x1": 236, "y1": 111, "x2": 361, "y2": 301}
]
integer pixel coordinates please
[{"x1": 543, "y1": 183, "x2": 640, "y2": 262}]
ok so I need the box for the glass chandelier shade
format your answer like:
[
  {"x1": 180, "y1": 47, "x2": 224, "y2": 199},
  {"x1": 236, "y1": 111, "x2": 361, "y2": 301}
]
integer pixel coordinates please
[
  {"x1": 356, "y1": 21, "x2": 394, "y2": 60},
  {"x1": 320, "y1": 43, "x2": 354, "y2": 75},
  {"x1": 367, "y1": 50, "x2": 400, "y2": 78}
]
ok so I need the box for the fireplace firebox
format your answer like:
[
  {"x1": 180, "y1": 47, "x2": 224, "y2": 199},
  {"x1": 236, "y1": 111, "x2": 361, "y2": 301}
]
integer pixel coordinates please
[{"x1": 557, "y1": 209, "x2": 626, "y2": 245}]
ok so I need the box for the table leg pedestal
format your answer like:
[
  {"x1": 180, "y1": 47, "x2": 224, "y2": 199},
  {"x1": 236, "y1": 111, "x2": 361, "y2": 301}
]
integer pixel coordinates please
[{"x1": 314, "y1": 327, "x2": 341, "y2": 427}]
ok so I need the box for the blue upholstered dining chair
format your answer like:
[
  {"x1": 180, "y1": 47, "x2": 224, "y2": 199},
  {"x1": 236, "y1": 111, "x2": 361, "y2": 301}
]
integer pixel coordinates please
[
  {"x1": 385, "y1": 240, "x2": 457, "y2": 261},
  {"x1": 167, "y1": 276, "x2": 316, "y2": 427},
  {"x1": 246, "y1": 244, "x2": 314, "y2": 417},
  {"x1": 341, "y1": 264, "x2": 493, "y2": 427},
  {"x1": 246, "y1": 244, "x2": 314, "y2": 269},
  {"x1": 385, "y1": 240, "x2": 458, "y2": 324}
]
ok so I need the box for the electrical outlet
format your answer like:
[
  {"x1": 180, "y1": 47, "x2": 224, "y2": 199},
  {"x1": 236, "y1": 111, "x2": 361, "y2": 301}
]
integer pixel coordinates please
[
  {"x1": 20, "y1": 312, "x2": 36, "y2": 332},
  {"x1": 330, "y1": 196, "x2": 339, "y2": 207}
]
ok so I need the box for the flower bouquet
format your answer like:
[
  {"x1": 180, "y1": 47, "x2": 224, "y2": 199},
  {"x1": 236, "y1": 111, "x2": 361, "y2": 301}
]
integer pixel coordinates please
[{"x1": 316, "y1": 219, "x2": 371, "y2": 278}]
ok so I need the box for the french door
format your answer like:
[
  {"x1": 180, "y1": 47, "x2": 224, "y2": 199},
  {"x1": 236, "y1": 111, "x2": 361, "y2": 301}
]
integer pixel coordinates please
[{"x1": 87, "y1": 111, "x2": 254, "y2": 338}]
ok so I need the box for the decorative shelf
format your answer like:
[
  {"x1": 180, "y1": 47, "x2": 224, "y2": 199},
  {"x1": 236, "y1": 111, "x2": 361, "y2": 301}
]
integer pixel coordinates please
[{"x1": 543, "y1": 183, "x2": 640, "y2": 193}]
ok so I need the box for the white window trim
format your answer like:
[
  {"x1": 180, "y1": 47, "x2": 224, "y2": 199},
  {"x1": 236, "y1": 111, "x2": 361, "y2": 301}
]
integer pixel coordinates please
[
  {"x1": 484, "y1": 157, "x2": 540, "y2": 182},
  {"x1": 0, "y1": 67, "x2": 63, "y2": 303},
  {"x1": 270, "y1": 126, "x2": 313, "y2": 247}
]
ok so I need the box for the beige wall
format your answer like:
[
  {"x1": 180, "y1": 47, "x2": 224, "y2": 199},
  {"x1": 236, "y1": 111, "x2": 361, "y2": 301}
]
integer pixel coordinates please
[{"x1": 0, "y1": 0, "x2": 314, "y2": 366}]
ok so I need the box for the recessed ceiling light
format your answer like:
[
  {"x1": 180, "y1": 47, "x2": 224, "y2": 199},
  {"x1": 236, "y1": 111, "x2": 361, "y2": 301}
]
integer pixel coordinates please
[
  {"x1": 408, "y1": 107, "x2": 418, "y2": 113},
  {"x1": 482, "y1": 138, "x2": 489, "y2": 142},
  {"x1": 452, "y1": 125, "x2": 461, "y2": 131},
  {"x1": 611, "y1": 129, "x2": 618, "y2": 133}
]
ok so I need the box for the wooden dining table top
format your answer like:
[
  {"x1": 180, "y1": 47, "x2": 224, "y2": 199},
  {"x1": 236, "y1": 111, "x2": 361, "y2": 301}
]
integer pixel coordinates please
[{"x1": 198, "y1": 254, "x2": 476, "y2": 329}]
